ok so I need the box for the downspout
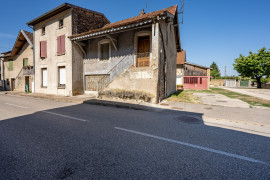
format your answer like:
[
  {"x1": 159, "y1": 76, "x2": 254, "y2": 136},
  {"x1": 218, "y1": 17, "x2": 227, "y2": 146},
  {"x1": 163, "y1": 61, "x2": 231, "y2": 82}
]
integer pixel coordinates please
[
  {"x1": 158, "y1": 18, "x2": 168, "y2": 100},
  {"x1": 73, "y1": 41, "x2": 86, "y2": 94},
  {"x1": 28, "y1": 25, "x2": 35, "y2": 93}
]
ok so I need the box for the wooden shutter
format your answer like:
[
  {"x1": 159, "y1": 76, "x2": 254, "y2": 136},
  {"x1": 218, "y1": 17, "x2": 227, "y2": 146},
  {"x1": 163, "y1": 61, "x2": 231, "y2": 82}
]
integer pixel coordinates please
[
  {"x1": 23, "y1": 58, "x2": 28, "y2": 67},
  {"x1": 57, "y1": 35, "x2": 65, "y2": 55},
  {"x1": 57, "y1": 36, "x2": 61, "y2": 55},
  {"x1": 40, "y1": 41, "x2": 47, "y2": 58},
  {"x1": 9, "y1": 60, "x2": 13, "y2": 70},
  {"x1": 61, "y1": 35, "x2": 65, "y2": 54}
]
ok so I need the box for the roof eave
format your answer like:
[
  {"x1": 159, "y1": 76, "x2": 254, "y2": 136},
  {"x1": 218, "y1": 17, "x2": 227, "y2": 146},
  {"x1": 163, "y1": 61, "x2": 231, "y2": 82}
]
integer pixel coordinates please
[
  {"x1": 26, "y1": 3, "x2": 70, "y2": 26},
  {"x1": 70, "y1": 13, "x2": 171, "y2": 41}
]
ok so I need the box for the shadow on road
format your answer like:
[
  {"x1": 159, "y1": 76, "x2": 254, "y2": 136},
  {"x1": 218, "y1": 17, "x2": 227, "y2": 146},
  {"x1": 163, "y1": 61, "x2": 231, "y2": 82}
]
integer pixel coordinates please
[{"x1": 0, "y1": 101, "x2": 269, "y2": 179}]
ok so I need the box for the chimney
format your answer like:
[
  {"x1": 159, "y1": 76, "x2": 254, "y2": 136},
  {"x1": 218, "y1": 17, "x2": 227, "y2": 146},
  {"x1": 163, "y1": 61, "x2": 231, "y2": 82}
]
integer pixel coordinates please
[{"x1": 139, "y1": 9, "x2": 145, "y2": 16}]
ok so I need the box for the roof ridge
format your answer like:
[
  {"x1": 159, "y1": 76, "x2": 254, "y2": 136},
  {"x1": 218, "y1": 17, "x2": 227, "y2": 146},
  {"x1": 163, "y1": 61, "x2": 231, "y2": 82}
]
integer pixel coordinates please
[{"x1": 70, "y1": 4, "x2": 178, "y2": 39}]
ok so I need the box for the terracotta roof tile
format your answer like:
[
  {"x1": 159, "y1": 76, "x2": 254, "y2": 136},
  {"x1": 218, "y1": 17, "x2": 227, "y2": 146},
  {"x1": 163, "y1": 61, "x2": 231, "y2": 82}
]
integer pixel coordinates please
[
  {"x1": 70, "y1": 5, "x2": 178, "y2": 39},
  {"x1": 177, "y1": 50, "x2": 186, "y2": 65}
]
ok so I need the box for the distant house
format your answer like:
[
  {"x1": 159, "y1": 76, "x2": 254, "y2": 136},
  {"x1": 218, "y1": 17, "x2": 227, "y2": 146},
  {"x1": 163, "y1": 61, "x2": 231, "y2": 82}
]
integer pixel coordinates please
[
  {"x1": 183, "y1": 62, "x2": 211, "y2": 90},
  {"x1": 70, "y1": 5, "x2": 181, "y2": 102},
  {"x1": 176, "y1": 50, "x2": 186, "y2": 86},
  {"x1": 26, "y1": 3, "x2": 110, "y2": 96},
  {"x1": 176, "y1": 52, "x2": 211, "y2": 90},
  {"x1": 0, "y1": 30, "x2": 34, "y2": 92}
]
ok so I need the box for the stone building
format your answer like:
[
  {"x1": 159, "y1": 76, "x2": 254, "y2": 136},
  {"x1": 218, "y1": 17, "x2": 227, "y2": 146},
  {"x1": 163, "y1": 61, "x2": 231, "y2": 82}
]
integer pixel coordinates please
[
  {"x1": 70, "y1": 5, "x2": 181, "y2": 103},
  {"x1": 0, "y1": 30, "x2": 34, "y2": 92},
  {"x1": 26, "y1": 3, "x2": 110, "y2": 96}
]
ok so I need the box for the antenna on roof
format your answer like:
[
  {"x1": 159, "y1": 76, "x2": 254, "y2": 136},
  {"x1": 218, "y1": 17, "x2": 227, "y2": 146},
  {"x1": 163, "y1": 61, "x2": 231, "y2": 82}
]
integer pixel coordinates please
[
  {"x1": 145, "y1": 0, "x2": 147, "y2": 13},
  {"x1": 178, "y1": 0, "x2": 185, "y2": 24}
]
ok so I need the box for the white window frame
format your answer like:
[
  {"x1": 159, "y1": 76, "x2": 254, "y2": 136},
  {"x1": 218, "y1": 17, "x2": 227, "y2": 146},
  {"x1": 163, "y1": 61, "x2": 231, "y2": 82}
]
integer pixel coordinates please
[
  {"x1": 41, "y1": 68, "x2": 47, "y2": 88},
  {"x1": 58, "y1": 66, "x2": 66, "y2": 88},
  {"x1": 98, "y1": 39, "x2": 111, "y2": 61}
]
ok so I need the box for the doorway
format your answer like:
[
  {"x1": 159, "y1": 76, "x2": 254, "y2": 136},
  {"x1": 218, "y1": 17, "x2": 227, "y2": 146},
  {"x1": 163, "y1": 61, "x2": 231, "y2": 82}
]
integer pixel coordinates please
[
  {"x1": 137, "y1": 36, "x2": 150, "y2": 67},
  {"x1": 25, "y1": 76, "x2": 29, "y2": 92},
  {"x1": 11, "y1": 78, "x2": 15, "y2": 91}
]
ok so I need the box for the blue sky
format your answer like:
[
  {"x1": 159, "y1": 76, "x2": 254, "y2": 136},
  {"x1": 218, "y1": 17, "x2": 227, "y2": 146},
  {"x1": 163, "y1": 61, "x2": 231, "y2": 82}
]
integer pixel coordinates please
[{"x1": 0, "y1": 0, "x2": 269, "y2": 76}]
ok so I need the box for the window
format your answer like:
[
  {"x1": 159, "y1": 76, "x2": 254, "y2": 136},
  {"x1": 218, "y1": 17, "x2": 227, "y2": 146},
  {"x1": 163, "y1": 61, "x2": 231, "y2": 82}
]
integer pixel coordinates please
[
  {"x1": 100, "y1": 43, "x2": 110, "y2": 60},
  {"x1": 23, "y1": 58, "x2": 28, "y2": 67},
  {"x1": 59, "y1": 19, "x2": 64, "y2": 29},
  {"x1": 57, "y1": 35, "x2": 65, "y2": 55},
  {"x1": 58, "y1": 66, "x2": 66, "y2": 88},
  {"x1": 42, "y1": 27, "x2": 45, "y2": 35},
  {"x1": 41, "y1": 68, "x2": 47, "y2": 87},
  {"x1": 8, "y1": 60, "x2": 13, "y2": 71},
  {"x1": 40, "y1": 41, "x2": 47, "y2": 58}
]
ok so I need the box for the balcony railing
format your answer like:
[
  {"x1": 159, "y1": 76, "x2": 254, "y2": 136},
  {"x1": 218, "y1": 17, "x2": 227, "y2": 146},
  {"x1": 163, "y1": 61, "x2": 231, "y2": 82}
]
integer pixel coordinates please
[
  {"x1": 23, "y1": 66, "x2": 34, "y2": 75},
  {"x1": 136, "y1": 52, "x2": 150, "y2": 67}
]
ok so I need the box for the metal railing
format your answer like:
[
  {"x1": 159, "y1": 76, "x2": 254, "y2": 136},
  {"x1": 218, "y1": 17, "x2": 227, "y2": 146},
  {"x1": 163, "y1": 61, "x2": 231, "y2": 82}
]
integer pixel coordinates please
[
  {"x1": 23, "y1": 66, "x2": 34, "y2": 75},
  {"x1": 15, "y1": 68, "x2": 24, "y2": 89},
  {"x1": 97, "y1": 55, "x2": 134, "y2": 92}
]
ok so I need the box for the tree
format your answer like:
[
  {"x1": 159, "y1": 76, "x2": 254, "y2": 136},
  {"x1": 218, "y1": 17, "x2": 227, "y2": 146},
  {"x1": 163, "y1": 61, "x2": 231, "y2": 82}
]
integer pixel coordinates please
[
  {"x1": 233, "y1": 47, "x2": 270, "y2": 88},
  {"x1": 210, "y1": 62, "x2": 221, "y2": 78}
]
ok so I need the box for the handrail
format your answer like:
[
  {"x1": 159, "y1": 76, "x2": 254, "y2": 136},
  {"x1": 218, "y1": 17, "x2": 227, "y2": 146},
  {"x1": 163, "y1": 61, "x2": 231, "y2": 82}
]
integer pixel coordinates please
[{"x1": 97, "y1": 54, "x2": 133, "y2": 92}]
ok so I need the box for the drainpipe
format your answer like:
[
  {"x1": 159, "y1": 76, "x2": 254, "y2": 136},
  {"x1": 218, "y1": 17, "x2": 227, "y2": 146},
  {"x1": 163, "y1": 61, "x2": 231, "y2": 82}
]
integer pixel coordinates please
[{"x1": 28, "y1": 25, "x2": 35, "y2": 93}]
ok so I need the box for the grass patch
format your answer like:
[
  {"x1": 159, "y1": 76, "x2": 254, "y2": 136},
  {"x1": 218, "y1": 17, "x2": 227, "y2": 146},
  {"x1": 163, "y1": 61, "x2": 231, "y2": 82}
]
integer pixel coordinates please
[
  {"x1": 167, "y1": 90, "x2": 200, "y2": 103},
  {"x1": 167, "y1": 88, "x2": 270, "y2": 108}
]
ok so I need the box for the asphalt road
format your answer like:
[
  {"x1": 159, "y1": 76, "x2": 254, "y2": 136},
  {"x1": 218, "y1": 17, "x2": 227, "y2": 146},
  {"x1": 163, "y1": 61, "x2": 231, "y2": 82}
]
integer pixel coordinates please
[{"x1": 0, "y1": 94, "x2": 269, "y2": 179}]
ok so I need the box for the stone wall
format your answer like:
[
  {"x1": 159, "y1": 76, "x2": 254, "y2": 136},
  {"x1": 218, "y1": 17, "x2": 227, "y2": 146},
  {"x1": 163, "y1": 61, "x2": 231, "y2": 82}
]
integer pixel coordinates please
[{"x1": 72, "y1": 9, "x2": 109, "y2": 35}]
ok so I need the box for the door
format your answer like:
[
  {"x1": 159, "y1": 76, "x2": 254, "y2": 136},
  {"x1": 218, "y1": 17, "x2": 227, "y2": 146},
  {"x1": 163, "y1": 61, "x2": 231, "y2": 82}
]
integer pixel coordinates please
[
  {"x1": 11, "y1": 78, "x2": 15, "y2": 91},
  {"x1": 25, "y1": 76, "x2": 29, "y2": 92},
  {"x1": 137, "y1": 36, "x2": 150, "y2": 67}
]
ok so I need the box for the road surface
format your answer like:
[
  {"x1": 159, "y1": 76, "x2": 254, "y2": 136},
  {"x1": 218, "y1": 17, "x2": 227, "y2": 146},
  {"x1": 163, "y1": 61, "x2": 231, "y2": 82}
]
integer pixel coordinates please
[{"x1": 0, "y1": 94, "x2": 269, "y2": 179}]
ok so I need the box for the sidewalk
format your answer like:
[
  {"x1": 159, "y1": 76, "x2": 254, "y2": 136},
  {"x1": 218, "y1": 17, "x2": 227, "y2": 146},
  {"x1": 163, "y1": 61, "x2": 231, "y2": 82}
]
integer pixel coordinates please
[
  {"x1": 222, "y1": 87, "x2": 270, "y2": 101},
  {"x1": 1, "y1": 91, "x2": 95, "y2": 103}
]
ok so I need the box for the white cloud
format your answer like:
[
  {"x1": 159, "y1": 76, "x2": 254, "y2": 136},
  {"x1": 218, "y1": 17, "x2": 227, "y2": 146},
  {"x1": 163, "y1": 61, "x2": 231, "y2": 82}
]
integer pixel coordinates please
[{"x1": 0, "y1": 32, "x2": 16, "y2": 38}]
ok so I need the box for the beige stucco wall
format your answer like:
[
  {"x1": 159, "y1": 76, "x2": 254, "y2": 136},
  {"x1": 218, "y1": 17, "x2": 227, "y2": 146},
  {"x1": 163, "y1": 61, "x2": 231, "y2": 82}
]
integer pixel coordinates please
[
  {"x1": 2, "y1": 43, "x2": 33, "y2": 91},
  {"x1": 33, "y1": 9, "x2": 73, "y2": 96},
  {"x1": 105, "y1": 23, "x2": 160, "y2": 100}
]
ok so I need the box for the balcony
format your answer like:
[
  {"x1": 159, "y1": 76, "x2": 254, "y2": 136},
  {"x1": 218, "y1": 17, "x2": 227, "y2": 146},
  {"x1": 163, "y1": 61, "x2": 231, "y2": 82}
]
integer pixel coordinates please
[{"x1": 23, "y1": 66, "x2": 34, "y2": 75}]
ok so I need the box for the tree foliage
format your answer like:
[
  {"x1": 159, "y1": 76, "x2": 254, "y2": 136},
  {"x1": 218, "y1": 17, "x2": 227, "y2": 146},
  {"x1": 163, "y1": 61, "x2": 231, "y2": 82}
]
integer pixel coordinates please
[
  {"x1": 210, "y1": 62, "x2": 221, "y2": 78},
  {"x1": 233, "y1": 47, "x2": 270, "y2": 88}
]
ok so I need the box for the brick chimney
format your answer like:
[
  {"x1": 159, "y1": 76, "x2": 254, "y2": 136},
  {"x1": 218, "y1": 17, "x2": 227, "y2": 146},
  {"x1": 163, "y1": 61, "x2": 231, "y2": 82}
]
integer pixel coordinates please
[{"x1": 139, "y1": 9, "x2": 145, "y2": 16}]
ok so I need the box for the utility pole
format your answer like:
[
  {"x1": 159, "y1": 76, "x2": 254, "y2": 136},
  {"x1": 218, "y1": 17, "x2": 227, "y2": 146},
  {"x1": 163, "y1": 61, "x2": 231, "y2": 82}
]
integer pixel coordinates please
[{"x1": 224, "y1": 65, "x2": 227, "y2": 77}]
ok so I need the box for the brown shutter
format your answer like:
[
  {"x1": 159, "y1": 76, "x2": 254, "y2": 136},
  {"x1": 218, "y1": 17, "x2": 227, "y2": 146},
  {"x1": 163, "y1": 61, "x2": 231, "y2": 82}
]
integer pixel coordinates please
[
  {"x1": 61, "y1": 35, "x2": 65, "y2": 54},
  {"x1": 57, "y1": 36, "x2": 61, "y2": 55},
  {"x1": 40, "y1": 41, "x2": 47, "y2": 58}
]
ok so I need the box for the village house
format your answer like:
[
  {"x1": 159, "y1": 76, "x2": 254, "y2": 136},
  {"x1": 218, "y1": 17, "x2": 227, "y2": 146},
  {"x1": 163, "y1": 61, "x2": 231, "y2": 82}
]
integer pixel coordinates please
[
  {"x1": 0, "y1": 3, "x2": 181, "y2": 103},
  {"x1": 176, "y1": 53, "x2": 211, "y2": 90},
  {"x1": 0, "y1": 30, "x2": 34, "y2": 92},
  {"x1": 26, "y1": 3, "x2": 110, "y2": 96},
  {"x1": 70, "y1": 5, "x2": 181, "y2": 103}
]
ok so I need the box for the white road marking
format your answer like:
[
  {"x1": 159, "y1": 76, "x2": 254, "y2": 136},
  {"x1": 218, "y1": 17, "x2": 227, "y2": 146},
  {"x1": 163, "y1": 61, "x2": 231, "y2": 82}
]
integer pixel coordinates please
[
  {"x1": 115, "y1": 127, "x2": 267, "y2": 165},
  {"x1": 5, "y1": 103, "x2": 28, "y2": 109},
  {"x1": 42, "y1": 111, "x2": 87, "y2": 122}
]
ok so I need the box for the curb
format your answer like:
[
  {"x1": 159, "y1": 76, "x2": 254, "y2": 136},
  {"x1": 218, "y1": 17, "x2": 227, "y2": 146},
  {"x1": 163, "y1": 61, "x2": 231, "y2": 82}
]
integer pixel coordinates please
[{"x1": 83, "y1": 99, "x2": 158, "y2": 111}]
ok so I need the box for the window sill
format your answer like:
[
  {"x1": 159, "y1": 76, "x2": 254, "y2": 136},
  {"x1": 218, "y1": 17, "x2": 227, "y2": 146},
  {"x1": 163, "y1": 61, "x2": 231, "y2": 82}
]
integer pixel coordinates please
[
  {"x1": 58, "y1": 86, "x2": 66, "y2": 89},
  {"x1": 57, "y1": 53, "x2": 66, "y2": 56},
  {"x1": 41, "y1": 86, "x2": 47, "y2": 88}
]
